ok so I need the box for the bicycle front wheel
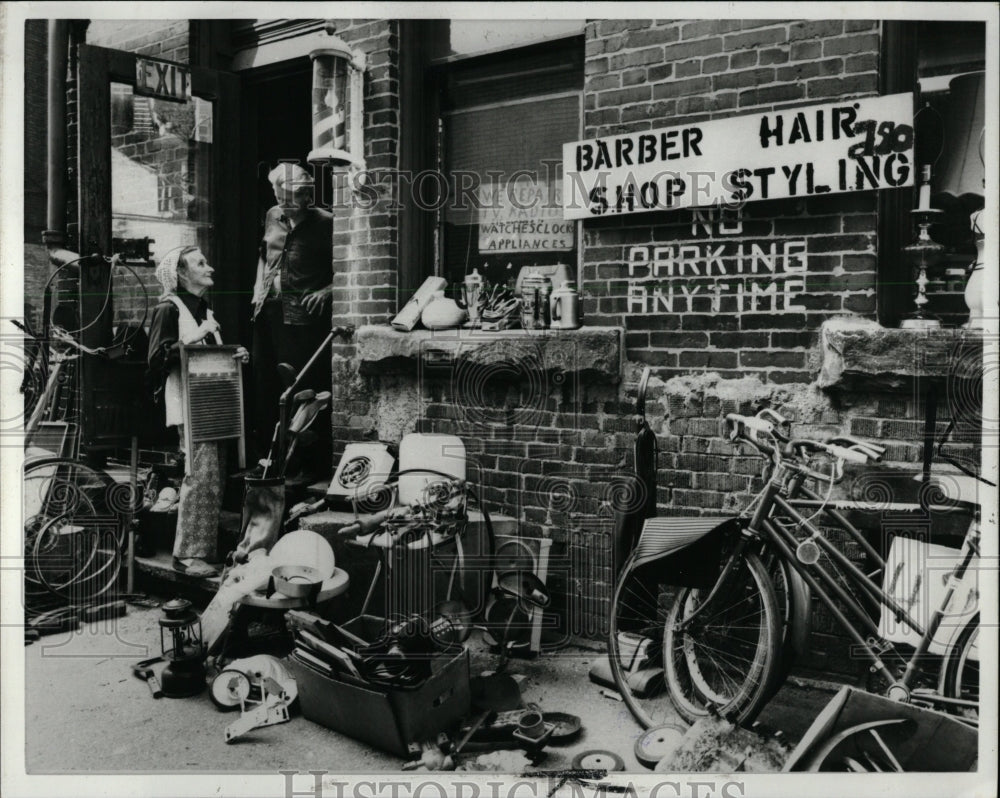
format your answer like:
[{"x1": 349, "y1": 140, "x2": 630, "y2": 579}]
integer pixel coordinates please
[{"x1": 663, "y1": 550, "x2": 782, "y2": 725}]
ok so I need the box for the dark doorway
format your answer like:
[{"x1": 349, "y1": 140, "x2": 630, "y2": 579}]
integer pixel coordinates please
[
  {"x1": 237, "y1": 61, "x2": 313, "y2": 455},
  {"x1": 252, "y1": 64, "x2": 314, "y2": 226},
  {"x1": 237, "y1": 60, "x2": 313, "y2": 337}
]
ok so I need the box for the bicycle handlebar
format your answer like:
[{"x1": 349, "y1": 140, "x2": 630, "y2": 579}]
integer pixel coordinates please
[
  {"x1": 728, "y1": 412, "x2": 883, "y2": 474},
  {"x1": 827, "y1": 436, "x2": 885, "y2": 462},
  {"x1": 725, "y1": 413, "x2": 772, "y2": 436},
  {"x1": 825, "y1": 443, "x2": 870, "y2": 464}
]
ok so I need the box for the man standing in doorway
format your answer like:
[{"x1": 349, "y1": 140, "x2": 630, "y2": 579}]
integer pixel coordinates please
[{"x1": 251, "y1": 162, "x2": 334, "y2": 475}]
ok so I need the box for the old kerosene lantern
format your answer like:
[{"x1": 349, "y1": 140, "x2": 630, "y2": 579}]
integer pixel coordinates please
[{"x1": 158, "y1": 598, "x2": 207, "y2": 698}]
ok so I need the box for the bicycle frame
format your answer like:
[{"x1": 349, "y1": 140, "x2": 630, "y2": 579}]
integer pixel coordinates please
[
  {"x1": 729, "y1": 459, "x2": 980, "y2": 709},
  {"x1": 608, "y1": 408, "x2": 980, "y2": 733}
]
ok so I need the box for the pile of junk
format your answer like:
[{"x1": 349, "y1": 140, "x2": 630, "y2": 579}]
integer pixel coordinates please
[{"x1": 128, "y1": 342, "x2": 580, "y2": 768}]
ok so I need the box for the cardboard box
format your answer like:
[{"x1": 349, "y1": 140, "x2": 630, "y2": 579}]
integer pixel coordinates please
[{"x1": 288, "y1": 644, "x2": 470, "y2": 757}]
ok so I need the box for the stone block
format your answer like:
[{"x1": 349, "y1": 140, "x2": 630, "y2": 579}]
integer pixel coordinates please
[
  {"x1": 354, "y1": 325, "x2": 624, "y2": 384},
  {"x1": 816, "y1": 318, "x2": 985, "y2": 389}
]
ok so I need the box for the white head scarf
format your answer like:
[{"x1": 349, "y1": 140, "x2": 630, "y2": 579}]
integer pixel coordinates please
[{"x1": 155, "y1": 246, "x2": 199, "y2": 298}]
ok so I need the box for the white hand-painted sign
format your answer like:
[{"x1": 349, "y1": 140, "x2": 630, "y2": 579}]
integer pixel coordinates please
[
  {"x1": 479, "y1": 182, "x2": 575, "y2": 252},
  {"x1": 563, "y1": 93, "x2": 914, "y2": 220}
]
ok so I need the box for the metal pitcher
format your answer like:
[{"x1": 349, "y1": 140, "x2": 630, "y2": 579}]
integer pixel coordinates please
[{"x1": 550, "y1": 281, "x2": 580, "y2": 329}]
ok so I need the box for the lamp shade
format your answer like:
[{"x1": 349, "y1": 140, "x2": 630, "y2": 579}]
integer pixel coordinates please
[{"x1": 933, "y1": 72, "x2": 985, "y2": 208}]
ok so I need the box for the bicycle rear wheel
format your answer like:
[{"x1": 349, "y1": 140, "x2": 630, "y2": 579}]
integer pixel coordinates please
[
  {"x1": 663, "y1": 550, "x2": 782, "y2": 725},
  {"x1": 942, "y1": 613, "x2": 979, "y2": 723},
  {"x1": 608, "y1": 558, "x2": 676, "y2": 728}
]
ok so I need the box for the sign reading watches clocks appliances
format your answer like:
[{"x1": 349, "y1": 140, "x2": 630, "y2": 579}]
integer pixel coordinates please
[{"x1": 562, "y1": 93, "x2": 914, "y2": 220}]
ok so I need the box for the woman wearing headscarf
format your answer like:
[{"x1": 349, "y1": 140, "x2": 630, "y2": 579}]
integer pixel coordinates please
[{"x1": 147, "y1": 246, "x2": 249, "y2": 576}]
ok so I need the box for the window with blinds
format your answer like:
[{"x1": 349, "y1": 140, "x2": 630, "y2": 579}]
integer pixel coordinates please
[{"x1": 438, "y1": 39, "x2": 584, "y2": 289}]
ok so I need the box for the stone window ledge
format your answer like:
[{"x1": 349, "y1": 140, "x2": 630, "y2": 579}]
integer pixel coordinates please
[
  {"x1": 355, "y1": 324, "x2": 624, "y2": 383},
  {"x1": 818, "y1": 318, "x2": 985, "y2": 389}
]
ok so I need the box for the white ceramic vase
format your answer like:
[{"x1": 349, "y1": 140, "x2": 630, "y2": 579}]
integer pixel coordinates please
[{"x1": 421, "y1": 291, "x2": 467, "y2": 330}]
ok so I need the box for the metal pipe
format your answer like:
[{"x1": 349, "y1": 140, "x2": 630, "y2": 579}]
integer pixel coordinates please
[{"x1": 44, "y1": 20, "x2": 70, "y2": 248}]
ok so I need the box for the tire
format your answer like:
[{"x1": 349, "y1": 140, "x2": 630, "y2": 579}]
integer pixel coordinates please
[
  {"x1": 942, "y1": 613, "x2": 979, "y2": 723},
  {"x1": 663, "y1": 550, "x2": 782, "y2": 726},
  {"x1": 802, "y1": 719, "x2": 913, "y2": 772},
  {"x1": 23, "y1": 458, "x2": 127, "y2": 603},
  {"x1": 608, "y1": 558, "x2": 677, "y2": 729}
]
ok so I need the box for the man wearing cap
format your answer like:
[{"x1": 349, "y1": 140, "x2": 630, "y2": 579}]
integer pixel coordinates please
[{"x1": 251, "y1": 163, "x2": 334, "y2": 469}]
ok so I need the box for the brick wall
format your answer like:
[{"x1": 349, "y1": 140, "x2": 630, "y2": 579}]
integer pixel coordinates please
[
  {"x1": 582, "y1": 19, "x2": 883, "y2": 378},
  {"x1": 328, "y1": 20, "x2": 404, "y2": 450},
  {"x1": 329, "y1": 19, "x2": 402, "y2": 332},
  {"x1": 86, "y1": 20, "x2": 190, "y2": 62},
  {"x1": 327, "y1": 19, "x2": 982, "y2": 679},
  {"x1": 392, "y1": 360, "x2": 978, "y2": 674}
]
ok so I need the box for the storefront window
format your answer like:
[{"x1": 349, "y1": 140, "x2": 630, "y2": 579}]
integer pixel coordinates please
[
  {"x1": 109, "y1": 81, "x2": 214, "y2": 263},
  {"x1": 437, "y1": 37, "x2": 583, "y2": 289},
  {"x1": 918, "y1": 22, "x2": 985, "y2": 309},
  {"x1": 878, "y1": 20, "x2": 985, "y2": 327}
]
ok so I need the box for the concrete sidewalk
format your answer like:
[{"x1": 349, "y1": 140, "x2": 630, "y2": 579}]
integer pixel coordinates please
[{"x1": 23, "y1": 601, "x2": 834, "y2": 776}]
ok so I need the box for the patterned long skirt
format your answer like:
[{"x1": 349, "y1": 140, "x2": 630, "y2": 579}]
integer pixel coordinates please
[{"x1": 174, "y1": 426, "x2": 225, "y2": 561}]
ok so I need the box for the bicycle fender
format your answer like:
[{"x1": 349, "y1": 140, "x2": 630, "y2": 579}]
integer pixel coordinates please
[
  {"x1": 936, "y1": 612, "x2": 978, "y2": 697},
  {"x1": 781, "y1": 559, "x2": 812, "y2": 661}
]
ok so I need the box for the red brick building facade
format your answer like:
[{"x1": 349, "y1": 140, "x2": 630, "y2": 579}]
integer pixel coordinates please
[{"x1": 21, "y1": 17, "x2": 988, "y2": 679}]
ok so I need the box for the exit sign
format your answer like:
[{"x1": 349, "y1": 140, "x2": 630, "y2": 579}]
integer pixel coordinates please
[{"x1": 135, "y1": 57, "x2": 191, "y2": 102}]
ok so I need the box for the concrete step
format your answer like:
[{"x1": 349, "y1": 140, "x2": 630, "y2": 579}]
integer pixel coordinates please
[{"x1": 134, "y1": 552, "x2": 221, "y2": 606}]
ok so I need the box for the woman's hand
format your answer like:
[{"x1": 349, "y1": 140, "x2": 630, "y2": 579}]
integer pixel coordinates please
[
  {"x1": 181, "y1": 318, "x2": 220, "y2": 345},
  {"x1": 302, "y1": 285, "x2": 333, "y2": 316},
  {"x1": 233, "y1": 346, "x2": 250, "y2": 364}
]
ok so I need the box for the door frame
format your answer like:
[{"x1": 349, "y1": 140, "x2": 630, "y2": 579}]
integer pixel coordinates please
[
  {"x1": 235, "y1": 57, "x2": 313, "y2": 351},
  {"x1": 75, "y1": 44, "x2": 240, "y2": 448},
  {"x1": 77, "y1": 43, "x2": 241, "y2": 338}
]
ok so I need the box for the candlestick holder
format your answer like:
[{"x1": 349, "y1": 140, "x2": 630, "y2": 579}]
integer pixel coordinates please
[
  {"x1": 901, "y1": 163, "x2": 945, "y2": 330},
  {"x1": 900, "y1": 206, "x2": 945, "y2": 329}
]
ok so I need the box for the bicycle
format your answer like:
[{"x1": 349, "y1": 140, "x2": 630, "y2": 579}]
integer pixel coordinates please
[
  {"x1": 19, "y1": 252, "x2": 150, "y2": 609},
  {"x1": 609, "y1": 409, "x2": 982, "y2": 732},
  {"x1": 23, "y1": 457, "x2": 136, "y2": 607}
]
